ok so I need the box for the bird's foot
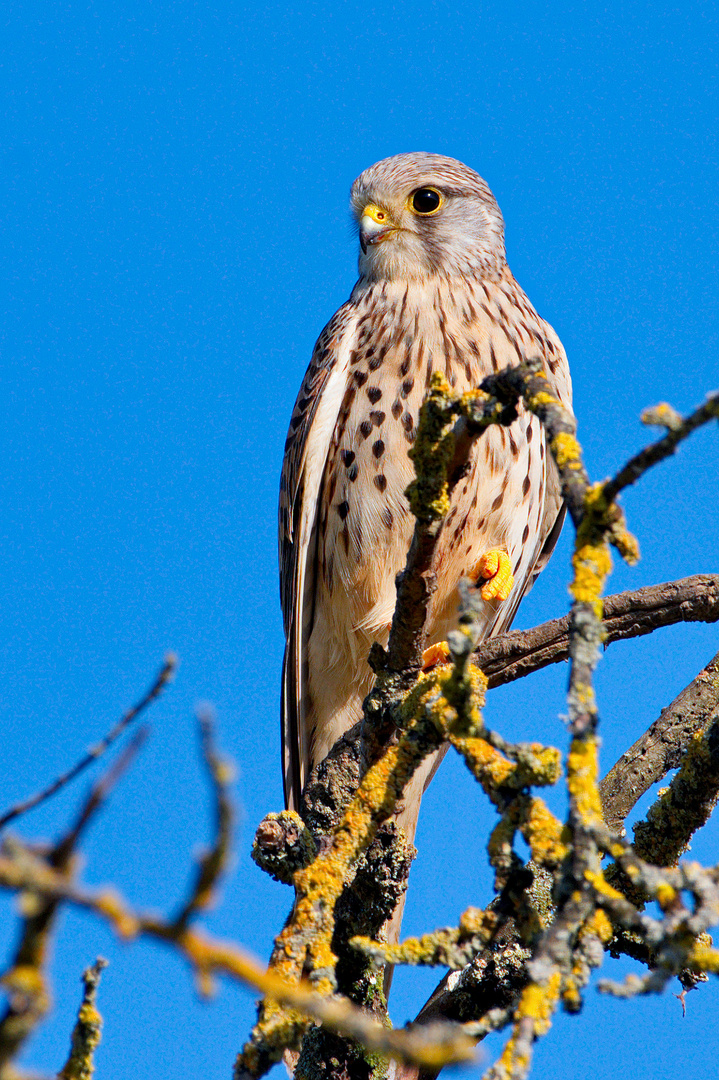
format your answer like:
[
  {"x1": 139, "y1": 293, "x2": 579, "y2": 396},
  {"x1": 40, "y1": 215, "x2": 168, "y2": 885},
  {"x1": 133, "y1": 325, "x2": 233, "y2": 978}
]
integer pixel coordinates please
[
  {"x1": 421, "y1": 641, "x2": 451, "y2": 671},
  {"x1": 472, "y1": 549, "x2": 514, "y2": 602}
]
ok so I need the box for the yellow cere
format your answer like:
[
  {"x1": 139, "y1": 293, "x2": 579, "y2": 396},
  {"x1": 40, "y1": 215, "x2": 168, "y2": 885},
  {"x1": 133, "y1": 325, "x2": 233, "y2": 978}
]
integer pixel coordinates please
[{"x1": 362, "y1": 203, "x2": 388, "y2": 224}]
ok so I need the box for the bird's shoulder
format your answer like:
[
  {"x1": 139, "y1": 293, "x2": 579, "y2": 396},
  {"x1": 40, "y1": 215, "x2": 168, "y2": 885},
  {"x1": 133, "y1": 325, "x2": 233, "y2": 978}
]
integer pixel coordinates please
[{"x1": 481, "y1": 270, "x2": 572, "y2": 408}]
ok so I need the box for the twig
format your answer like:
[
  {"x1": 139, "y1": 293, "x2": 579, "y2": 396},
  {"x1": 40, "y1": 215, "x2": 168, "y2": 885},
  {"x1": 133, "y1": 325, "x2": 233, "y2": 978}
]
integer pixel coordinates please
[
  {"x1": 58, "y1": 958, "x2": 108, "y2": 1080},
  {"x1": 173, "y1": 706, "x2": 234, "y2": 932},
  {"x1": 0, "y1": 731, "x2": 147, "y2": 1072},
  {"x1": 54, "y1": 728, "x2": 149, "y2": 867},
  {"x1": 603, "y1": 392, "x2": 719, "y2": 503},
  {"x1": 0, "y1": 656, "x2": 177, "y2": 831}
]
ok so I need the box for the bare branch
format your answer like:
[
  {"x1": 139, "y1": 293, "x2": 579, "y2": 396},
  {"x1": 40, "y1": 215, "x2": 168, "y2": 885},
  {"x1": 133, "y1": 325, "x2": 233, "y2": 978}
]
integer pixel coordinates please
[
  {"x1": 0, "y1": 842, "x2": 475, "y2": 1074},
  {"x1": 601, "y1": 648, "x2": 719, "y2": 831},
  {"x1": 173, "y1": 706, "x2": 234, "y2": 931},
  {"x1": 0, "y1": 656, "x2": 177, "y2": 831},
  {"x1": 0, "y1": 729, "x2": 147, "y2": 1073},
  {"x1": 54, "y1": 728, "x2": 149, "y2": 867},
  {"x1": 477, "y1": 575, "x2": 719, "y2": 689},
  {"x1": 603, "y1": 392, "x2": 719, "y2": 503}
]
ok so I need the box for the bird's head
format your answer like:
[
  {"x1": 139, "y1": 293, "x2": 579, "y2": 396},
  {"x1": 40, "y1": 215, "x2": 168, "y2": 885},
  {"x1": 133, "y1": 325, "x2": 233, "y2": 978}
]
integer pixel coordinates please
[{"x1": 350, "y1": 152, "x2": 506, "y2": 283}]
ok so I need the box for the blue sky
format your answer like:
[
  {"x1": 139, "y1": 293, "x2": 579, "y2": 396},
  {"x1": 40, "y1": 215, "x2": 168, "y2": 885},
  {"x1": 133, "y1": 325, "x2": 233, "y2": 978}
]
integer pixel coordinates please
[{"x1": 1, "y1": 2, "x2": 718, "y2": 1077}]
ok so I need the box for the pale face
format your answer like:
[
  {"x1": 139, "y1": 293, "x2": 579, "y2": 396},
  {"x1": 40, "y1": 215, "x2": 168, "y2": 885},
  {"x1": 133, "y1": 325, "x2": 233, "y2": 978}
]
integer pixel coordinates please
[{"x1": 350, "y1": 152, "x2": 506, "y2": 282}]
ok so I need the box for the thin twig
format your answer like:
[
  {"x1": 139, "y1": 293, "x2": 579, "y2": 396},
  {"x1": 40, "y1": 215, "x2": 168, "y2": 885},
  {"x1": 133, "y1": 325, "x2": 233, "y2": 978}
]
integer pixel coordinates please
[
  {"x1": 603, "y1": 392, "x2": 719, "y2": 503},
  {"x1": 0, "y1": 729, "x2": 148, "y2": 1072},
  {"x1": 0, "y1": 656, "x2": 177, "y2": 830},
  {"x1": 58, "y1": 958, "x2": 108, "y2": 1080},
  {"x1": 54, "y1": 727, "x2": 149, "y2": 867},
  {"x1": 173, "y1": 706, "x2": 234, "y2": 931}
]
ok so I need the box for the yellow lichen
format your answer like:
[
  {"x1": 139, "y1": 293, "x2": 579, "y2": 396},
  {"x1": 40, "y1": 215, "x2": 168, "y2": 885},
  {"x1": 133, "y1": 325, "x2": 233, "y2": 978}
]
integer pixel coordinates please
[
  {"x1": 493, "y1": 971, "x2": 563, "y2": 1080},
  {"x1": 406, "y1": 372, "x2": 458, "y2": 522},
  {"x1": 584, "y1": 870, "x2": 627, "y2": 903},
  {"x1": 458, "y1": 906, "x2": 492, "y2": 936},
  {"x1": 570, "y1": 541, "x2": 612, "y2": 615},
  {"x1": 566, "y1": 736, "x2": 604, "y2": 827},
  {"x1": 518, "y1": 796, "x2": 567, "y2": 867},
  {"x1": 551, "y1": 431, "x2": 583, "y2": 470},
  {"x1": 655, "y1": 883, "x2": 678, "y2": 910},
  {"x1": 561, "y1": 975, "x2": 581, "y2": 1010},
  {"x1": 513, "y1": 971, "x2": 562, "y2": 1037},
  {"x1": 528, "y1": 389, "x2": 559, "y2": 410},
  {"x1": 687, "y1": 942, "x2": 719, "y2": 974},
  {"x1": 453, "y1": 736, "x2": 517, "y2": 789},
  {"x1": 580, "y1": 907, "x2": 614, "y2": 944},
  {"x1": 94, "y1": 891, "x2": 139, "y2": 940},
  {"x1": 1, "y1": 964, "x2": 46, "y2": 997},
  {"x1": 488, "y1": 816, "x2": 517, "y2": 867}
]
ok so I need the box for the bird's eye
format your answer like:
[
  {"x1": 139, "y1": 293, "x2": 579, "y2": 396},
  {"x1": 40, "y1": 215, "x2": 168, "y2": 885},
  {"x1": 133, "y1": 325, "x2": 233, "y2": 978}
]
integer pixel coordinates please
[{"x1": 411, "y1": 188, "x2": 442, "y2": 215}]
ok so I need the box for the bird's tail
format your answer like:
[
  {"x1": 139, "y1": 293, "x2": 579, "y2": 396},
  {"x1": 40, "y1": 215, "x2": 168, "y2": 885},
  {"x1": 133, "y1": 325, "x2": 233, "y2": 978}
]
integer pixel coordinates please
[{"x1": 383, "y1": 743, "x2": 449, "y2": 987}]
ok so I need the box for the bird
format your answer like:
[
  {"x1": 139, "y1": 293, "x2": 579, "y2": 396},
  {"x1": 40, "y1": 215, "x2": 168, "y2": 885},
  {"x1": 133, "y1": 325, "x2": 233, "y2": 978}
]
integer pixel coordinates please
[{"x1": 278, "y1": 152, "x2": 572, "y2": 867}]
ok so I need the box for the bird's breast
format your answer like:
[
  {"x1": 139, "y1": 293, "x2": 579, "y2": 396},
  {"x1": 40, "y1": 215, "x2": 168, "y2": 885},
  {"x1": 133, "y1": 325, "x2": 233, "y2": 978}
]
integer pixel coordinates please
[{"x1": 313, "y1": 275, "x2": 549, "y2": 642}]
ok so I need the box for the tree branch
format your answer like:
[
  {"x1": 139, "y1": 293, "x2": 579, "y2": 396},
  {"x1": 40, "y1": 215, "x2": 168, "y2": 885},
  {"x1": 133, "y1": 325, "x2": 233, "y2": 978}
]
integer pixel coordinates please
[
  {"x1": 58, "y1": 958, "x2": 108, "y2": 1080},
  {"x1": 0, "y1": 842, "x2": 475, "y2": 1074},
  {"x1": 600, "y1": 647, "x2": 719, "y2": 831},
  {"x1": 603, "y1": 393, "x2": 719, "y2": 504},
  {"x1": 0, "y1": 656, "x2": 177, "y2": 831},
  {"x1": 476, "y1": 575, "x2": 719, "y2": 689}
]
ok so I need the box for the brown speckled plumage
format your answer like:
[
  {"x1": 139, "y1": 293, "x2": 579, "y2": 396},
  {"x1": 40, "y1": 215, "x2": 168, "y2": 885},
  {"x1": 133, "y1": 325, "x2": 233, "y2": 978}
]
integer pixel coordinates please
[{"x1": 279, "y1": 154, "x2": 572, "y2": 847}]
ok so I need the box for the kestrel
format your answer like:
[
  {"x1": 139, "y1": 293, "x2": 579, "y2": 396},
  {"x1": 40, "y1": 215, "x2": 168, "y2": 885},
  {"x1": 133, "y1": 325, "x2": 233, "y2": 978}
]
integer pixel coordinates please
[{"x1": 279, "y1": 153, "x2": 572, "y2": 850}]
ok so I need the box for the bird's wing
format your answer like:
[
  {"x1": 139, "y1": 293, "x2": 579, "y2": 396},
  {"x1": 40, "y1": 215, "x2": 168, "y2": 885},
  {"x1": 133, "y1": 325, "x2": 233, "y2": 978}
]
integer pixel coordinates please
[
  {"x1": 487, "y1": 324, "x2": 573, "y2": 636},
  {"x1": 278, "y1": 301, "x2": 358, "y2": 810},
  {"x1": 523, "y1": 329, "x2": 573, "y2": 590}
]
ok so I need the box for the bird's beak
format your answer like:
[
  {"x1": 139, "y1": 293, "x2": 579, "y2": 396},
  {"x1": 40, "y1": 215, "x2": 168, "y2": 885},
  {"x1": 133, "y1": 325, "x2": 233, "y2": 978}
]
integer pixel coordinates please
[{"x1": 359, "y1": 203, "x2": 396, "y2": 253}]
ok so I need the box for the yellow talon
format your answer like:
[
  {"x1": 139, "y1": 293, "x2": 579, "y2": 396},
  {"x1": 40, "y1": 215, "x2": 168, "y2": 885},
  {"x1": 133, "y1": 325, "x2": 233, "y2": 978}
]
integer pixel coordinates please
[
  {"x1": 473, "y1": 548, "x2": 514, "y2": 602},
  {"x1": 421, "y1": 641, "x2": 451, "y2": 671}
]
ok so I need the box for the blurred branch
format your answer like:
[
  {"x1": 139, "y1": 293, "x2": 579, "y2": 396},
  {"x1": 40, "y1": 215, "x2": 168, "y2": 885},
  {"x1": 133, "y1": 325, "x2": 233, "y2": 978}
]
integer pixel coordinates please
[
  {"x1": 0, "y1": 656, "x2": 177, "y2": 831},
  {"x1": 58, "y1": 958, "x2": 107, "y2": 1080},
  {"x1": 173, "y1": 707, "x2": 234, "y2": 934},
  {"x1": 0, "y1": 729, "x2": 146, "y2": 1075},
  {"x1": 603, "y1": 393, "x2": 719, "y2": 503},
  {"x1": 55, "y1": 729, "x2": 149, "y2": 867},
  {"x1": 5, "y1": 375, "x2": 717, "y2": 1080},
  {"x1": 0, "y1": 842, "x2": 474, "y2": 1073}
]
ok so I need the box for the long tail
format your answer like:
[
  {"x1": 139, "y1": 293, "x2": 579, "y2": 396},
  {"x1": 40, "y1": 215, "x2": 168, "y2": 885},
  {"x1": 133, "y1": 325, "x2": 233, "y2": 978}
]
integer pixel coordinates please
[{"x1": 382, "y1": 743, "x2": 449, "y2": 989}]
